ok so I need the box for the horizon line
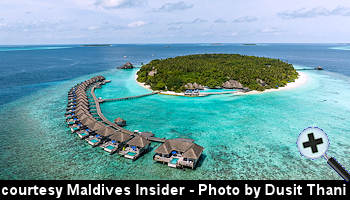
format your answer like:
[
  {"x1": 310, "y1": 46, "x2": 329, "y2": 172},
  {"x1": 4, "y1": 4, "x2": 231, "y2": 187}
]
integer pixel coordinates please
[{"x1": 0, "y1": 42, "x2": 349, "y2": 46}]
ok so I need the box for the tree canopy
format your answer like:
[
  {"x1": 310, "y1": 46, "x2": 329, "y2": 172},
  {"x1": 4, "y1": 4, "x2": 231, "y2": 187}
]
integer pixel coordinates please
[{"x1": 137, "y1": 54, "x2": 298, "y2": 92}]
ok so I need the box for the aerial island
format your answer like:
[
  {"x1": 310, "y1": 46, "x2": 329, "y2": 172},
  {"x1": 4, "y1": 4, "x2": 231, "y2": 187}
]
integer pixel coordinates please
[{"x1": 136, "y1": 54, "x2": 299, "y2": 95}]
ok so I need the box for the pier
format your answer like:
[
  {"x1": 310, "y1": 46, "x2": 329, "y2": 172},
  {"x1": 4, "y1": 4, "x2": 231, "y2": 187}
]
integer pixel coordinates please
[
  {"x1": 65, "y1": 75, "x2": 204, "y2": 169},
  {"x1": 90, "y1": 83, "x2": 133, "y2": 135},
  {"x1": 200, "y1": 90, "x2": 241, "y2": 96},
  {"x1": 99, "y1": 92, "x2": 158, "y2": 103},
  {"x1": 90, "y1": 81, "x2": 165, "y2": 142}
]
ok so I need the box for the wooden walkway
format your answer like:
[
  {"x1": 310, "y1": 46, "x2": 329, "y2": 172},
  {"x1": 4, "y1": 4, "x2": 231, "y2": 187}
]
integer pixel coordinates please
[
  {"x1": 90, "y1": 83, "x2": 133, "y2": 135},
  {"x1": 99, "y1": 92, "x2": 158, "y2": 103},
  {"x1": 90, "y1": 81, "x2": 165, "y2": 142},
  {"x1": 148, "y1": 137, "x2": 166, "y2": 143},
  {"x1": 200, "y1": 89, "x2": 248, "y2": 96}
]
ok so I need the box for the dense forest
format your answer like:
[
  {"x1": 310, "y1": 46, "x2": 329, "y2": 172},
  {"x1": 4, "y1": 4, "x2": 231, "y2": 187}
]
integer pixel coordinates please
[{"x1": 137, "y1": 54, "x2": 298, "y2": 92}]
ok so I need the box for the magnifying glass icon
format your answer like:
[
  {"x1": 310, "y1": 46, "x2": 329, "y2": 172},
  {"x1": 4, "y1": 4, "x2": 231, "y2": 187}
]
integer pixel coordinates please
[{"x1": 297, "y1": 127, "x2": 350, "y2": 182}]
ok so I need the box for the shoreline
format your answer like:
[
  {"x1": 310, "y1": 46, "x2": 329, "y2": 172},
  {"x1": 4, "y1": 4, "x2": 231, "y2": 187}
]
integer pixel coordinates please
[
  {"x1": 135, "y1": 69, "x2": 308, "y2": 96},
  {"x1": 235, "y1": 71, "x2": 308, "y2": 95},
  {"x1": 134, "y1": 71, "x2": 153, "y2": 91}
]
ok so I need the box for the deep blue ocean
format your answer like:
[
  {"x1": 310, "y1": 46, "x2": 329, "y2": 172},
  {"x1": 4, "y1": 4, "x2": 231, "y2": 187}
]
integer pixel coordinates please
[{"x1": 0, "y1": 44, "x2": 349, "y2": 180}]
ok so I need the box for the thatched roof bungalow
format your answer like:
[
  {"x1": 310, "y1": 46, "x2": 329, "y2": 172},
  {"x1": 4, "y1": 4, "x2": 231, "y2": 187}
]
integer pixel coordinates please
[
  {"x1": 102, "y1": 131, "x2": 133, "y2": 154},
  {"x1": 154, "y1": 138, "x2": 204, "y2": 169},
  {"x1": 114, "y1": 117, "x2": 126, "y2": 127},
  {"x1": 120, "y1": 135, "x2": 151, "y2": 160}
]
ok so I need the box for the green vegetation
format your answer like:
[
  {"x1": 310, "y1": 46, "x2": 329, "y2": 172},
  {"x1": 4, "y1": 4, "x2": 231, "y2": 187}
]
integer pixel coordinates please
[{"x1": 137, "y1": 54, "x2": 298, "y2": 92}]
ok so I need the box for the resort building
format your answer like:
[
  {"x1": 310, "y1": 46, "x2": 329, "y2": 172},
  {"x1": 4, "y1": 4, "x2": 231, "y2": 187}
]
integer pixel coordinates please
[
  {"x1": 101, "y1": 131, "x2": 132, "y2": 154},
  {"x1": 114, "y1": 117, "x2": 126, "y2": 127},
  {"x1": 119, "y1": 135, "x2": 151, "y2": 160},
  {"x1": 184, "y1": 89, "x2": 200, "y2": 96},
  {"x1": 153, "y1": 138, "x2": 204, "y2": 169},
  {"x1": 85, "y1": 122, "x2": 109, "y2": 146},
  {"x1": 65, "y1": 75, "x2": 206, "y2": 169}
]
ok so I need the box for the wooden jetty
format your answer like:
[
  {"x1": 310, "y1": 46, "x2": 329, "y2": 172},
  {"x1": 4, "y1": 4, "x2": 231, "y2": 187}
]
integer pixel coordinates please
[
  {"x1": 91, "y1": 81, "x2": 165, "y2": 143},
  {"x1": 200, "y1": 90, "x2": 240, "y2": 96},
  {"x1": 99, "y1": 92, "x2": 158, "y2": 103},
  {"x1": 90, "y1": 82, "x2": 133, "y2": 135},
  {"x1": 65, "y1": 76, "x2": 204, "y2": 169}
]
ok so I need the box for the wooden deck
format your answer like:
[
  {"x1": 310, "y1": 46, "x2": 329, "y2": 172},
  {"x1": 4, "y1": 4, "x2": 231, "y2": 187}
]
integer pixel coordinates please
[
  {"x1": 154, "y1": 155, "x2": 194, "y2": 169},
  {"x1": 148, "y1": 137, "x2": 166, "y2": 143},
  {"x1": 199, "y1": 89, "x2": 249, "y2": 96},
  {"x1": 99, "y1": 92, "x2": 158, "y2": 103}
]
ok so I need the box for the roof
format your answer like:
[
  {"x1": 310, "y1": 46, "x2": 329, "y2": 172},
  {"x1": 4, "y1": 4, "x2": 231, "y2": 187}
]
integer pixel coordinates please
[
  {"x1": 81, "y1": 117, "x2": 96, "y2": 127},
  {"x1": 127, "y1": 135, "x2": 150, "y2": 148},
  {"x1": 154, "y1": 138, "x2": 204, "y2": 160},
  {"x1": 96, "y1": 126, "x2": 116, "y2": 137},
  {"x1": 138, "y1": 131, "x2": 155, "y2": 138},
  {"x1": 109, "y1": 131, "x2": 132, "y2": 143},
  {"x1": 78, "y1": 113, "x2": 91, "y2": 121},
  {"x1": 182, "y1": 143, "x2": 204, "y2": 159},
  {"x1": 75, "y1": 109, "x2": 87, "y2": 116},
  {"x1": 114, "y1": 117, "x2": 126, "y2": 122},
  {"x1": 89, "y1": 121, "x2": 105, "y2": 131}
]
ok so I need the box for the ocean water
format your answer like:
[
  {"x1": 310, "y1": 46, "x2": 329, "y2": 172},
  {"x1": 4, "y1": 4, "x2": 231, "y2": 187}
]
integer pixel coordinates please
[
  {"x1": 0, "y1": 44, "x2": 349, "y2": 180},
  {"x1": 329, "y1": 45, "x2": 350, "y2": 51}
]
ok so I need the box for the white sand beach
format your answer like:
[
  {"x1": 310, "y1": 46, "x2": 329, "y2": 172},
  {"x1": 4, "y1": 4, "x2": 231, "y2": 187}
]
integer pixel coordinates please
[
  {"x1": 135, "y1": 72, "x2": 152, "y2": 91},
  {"x1": 235, "y1": 71, "x2": 308, "y2": 95},
  {"x1": 135, "y1": 70, "x2": 308, "y2": 96}
]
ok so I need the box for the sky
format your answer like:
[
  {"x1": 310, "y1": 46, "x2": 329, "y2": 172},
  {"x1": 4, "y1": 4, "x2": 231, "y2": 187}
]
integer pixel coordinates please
[{"x1": 1, "y1": 0, "x2": 350, "y2": 44}]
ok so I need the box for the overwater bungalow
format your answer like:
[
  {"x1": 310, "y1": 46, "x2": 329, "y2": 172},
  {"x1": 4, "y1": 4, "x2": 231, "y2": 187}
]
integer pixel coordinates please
[
  {"x1": 85, "y1": 122, "x2": 110, "y2": 147},
  {"x1": 114, "y1": 117, "x2": 126, "y2": 127},
  {"x1": 75, "y1": 128, "x2": 92, "y2": 139},
  {"x1": 66, "y1": 104, "x2": 89, "y2": 114},
  {"x1": 119, "y1": 135, "x2": 151, "y2": 160},
  {"x1": 71, "y1": 98, "x2": 89, "y2": 105},
  {"x1": 66, "y1": 109, "x2": 86, "y2": 121},
  {"x1": 65, "y1": 106, "x2": 89, "y2": 119},
  {"x1": 77, "y1": 117, "x2": 96, "y2": 138},
  {"x1": 77, "y1": 113, "x2": 92, "y2": 122},
  {"x1": 153, "y1": 138, "x2": 204, "y2": 169},
  {"x1": 66, "y1": 116, "x2": 78, "y2": 126},
  {"x1": 101, "y1": 131, "x2": 132, "y2": 154},
  {"x1": 69, "y1": 121, "x2": 84, "y2": 133}
]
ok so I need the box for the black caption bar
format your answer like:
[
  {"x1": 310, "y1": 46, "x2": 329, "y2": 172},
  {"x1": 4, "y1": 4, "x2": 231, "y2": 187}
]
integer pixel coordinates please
[{"x1": 0, "y1": 180, "x2": 348, "y2": 199}]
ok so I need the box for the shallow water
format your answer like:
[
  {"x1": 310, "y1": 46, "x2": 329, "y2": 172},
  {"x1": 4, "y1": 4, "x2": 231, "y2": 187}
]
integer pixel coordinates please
[
  {"x1": 329, "y1": 46, "x2": 350, "y2": 51},
  {"x1": 0, "y1": 44, "x2": 349, "y2": 180}
]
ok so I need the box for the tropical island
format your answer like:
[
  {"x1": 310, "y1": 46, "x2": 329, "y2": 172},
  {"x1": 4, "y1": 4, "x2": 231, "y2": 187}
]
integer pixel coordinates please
[{"x1": 136, "y1": 54, "x2": 299, "y2": 94}]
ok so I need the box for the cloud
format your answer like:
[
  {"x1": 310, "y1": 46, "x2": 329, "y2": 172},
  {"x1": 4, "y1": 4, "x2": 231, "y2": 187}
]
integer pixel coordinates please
[
  {"x1": 168, "y1": 18, "x2": 207, "y2": 25},
  {"x1": 87, "y1": 26, "x2": 99, "y2": 30},
  {"x1": 168, "y1": 25, "x2": 183, "y2": 31},
  {"x1": 260, "y1": 27, "x2": 281, "y2": 34},
  {"x1": 1, "y1": 19, "x2": 65, "y2": 32},
  {"x1": 127, "y1": 20, "x2": 146, "y2": 27},
  {"x1": 154, "y1": 1, "x2": 193, "y2": 12},
  {"x1": 278, "y1": 6, "x2": 350, "y2": 19},
  {"x1": 214, "y1": 18, "x2": 226, "y2": 23},
  {"x1": 94, "y1": 0, "x2": 145, "y2": 9},
  {"x1": 232, "y1": 16, "x2": 257, "y2": 23},
  {"x1": 231, "y1": 32, "x2": 238, "y2": 36},
  {"x1": 191, "y1": 18, "x2": 207, "y2": 23}
]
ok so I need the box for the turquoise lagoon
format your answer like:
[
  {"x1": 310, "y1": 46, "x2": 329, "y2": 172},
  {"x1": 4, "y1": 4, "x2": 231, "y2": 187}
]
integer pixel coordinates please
[{"x1": 0, "y1": 44, "x2": 349, "y2": 180}]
